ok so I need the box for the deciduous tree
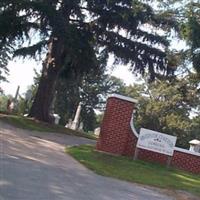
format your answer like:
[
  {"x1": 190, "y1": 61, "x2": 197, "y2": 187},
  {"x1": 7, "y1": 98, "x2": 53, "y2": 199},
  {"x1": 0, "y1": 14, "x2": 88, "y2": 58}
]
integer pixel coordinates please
[{"x1": 126, "y1": 76, "x2": 200, "y2": 148}]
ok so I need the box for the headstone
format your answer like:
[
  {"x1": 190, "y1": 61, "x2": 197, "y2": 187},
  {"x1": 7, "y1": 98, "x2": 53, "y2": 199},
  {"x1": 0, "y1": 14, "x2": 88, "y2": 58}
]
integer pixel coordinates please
[
  {"x1": 71, "y1": 102, "x2": 82, "y2": 130},
  {"x1": 78, "y1": 122, "x2": 84, "y2": 131},
  {"x1": 94, "y1": 127, "x2": 101, "y2": 136},
  {"x1": 7, "y1": 98, "x2": 14, "y2": 113},
  {"x1": 9, "y1": 101, "x2": 14, "y2": 111},
  {"x1": 65, "y1": 118, "x2": 72, "y2": 128},
  {"x1": 53, "y1": 114, "x2": 60, "y2": 125}
]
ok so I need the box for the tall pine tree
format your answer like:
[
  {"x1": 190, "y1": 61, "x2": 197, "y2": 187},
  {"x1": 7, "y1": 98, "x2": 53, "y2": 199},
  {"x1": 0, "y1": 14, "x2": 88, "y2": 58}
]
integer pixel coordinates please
[{"x1": 0, "y1": 0, "x2": 176, "y2": 122}]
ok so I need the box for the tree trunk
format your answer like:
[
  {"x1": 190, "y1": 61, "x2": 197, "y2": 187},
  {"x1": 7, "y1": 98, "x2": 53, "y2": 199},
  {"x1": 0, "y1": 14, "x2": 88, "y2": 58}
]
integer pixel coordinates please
[{"x1": 29, "y1": 36, "x2": 65, "y2": 123}]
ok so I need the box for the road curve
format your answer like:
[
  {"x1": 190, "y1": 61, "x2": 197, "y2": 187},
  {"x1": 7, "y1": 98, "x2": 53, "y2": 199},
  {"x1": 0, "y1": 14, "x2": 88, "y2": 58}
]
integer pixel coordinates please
[{"x1": 0, "y1": 121, "x2": 173, "y2": 200}]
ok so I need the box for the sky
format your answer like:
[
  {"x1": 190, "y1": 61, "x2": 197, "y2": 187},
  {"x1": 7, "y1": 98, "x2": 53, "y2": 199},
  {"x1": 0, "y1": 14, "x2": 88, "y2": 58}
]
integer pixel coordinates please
[{"x1": 1, "y1": 58, "x2": 42, "y2": 96}]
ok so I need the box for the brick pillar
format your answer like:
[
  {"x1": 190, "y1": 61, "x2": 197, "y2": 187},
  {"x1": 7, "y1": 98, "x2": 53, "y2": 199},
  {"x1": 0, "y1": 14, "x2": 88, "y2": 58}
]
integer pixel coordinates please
[{"x1": 96, "y1": 94, "x2": 138, "y2": 156}]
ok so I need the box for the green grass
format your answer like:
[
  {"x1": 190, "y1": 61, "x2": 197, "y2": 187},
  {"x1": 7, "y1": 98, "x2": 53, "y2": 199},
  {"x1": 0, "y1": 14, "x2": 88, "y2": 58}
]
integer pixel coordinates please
[
  {"x1": 0, "y1": 114, "x2": 96, "y2": 140},
  {"x1": 67, "y1": 145, "x2": 200, "y2": 197}
]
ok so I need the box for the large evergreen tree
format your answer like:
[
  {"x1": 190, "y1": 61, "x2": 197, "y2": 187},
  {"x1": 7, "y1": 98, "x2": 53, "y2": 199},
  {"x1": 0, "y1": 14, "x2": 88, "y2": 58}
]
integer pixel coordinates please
[
  {"x1": 0, "y1": 0, "x2": 176, "y2": 122},
  {"x1": 182, "y1": 2, "x2": 200, "y2": 74},
  {"x1": 0, "y1": 41, "x2": 11, "y2": 82}
]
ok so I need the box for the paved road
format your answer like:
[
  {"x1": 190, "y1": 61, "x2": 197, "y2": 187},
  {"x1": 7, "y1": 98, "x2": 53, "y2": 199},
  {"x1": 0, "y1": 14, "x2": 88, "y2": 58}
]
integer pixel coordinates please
[{"x1": 0, "y1": 121, "x2": 174, "y2": 200}]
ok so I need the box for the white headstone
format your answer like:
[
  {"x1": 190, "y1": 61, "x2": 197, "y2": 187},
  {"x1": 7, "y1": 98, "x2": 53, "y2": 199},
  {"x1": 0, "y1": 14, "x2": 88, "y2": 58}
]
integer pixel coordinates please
[
  {"x1": 65, "y1": 118, "x2": 73, "y2": 128},
  {"x1": 53, "y1": 114, "x2": 60, "y2": 125},
  {"x1": 71, "y1": 102, "x2": 82, "y2": 130},
  {"x1": 94, "y1": 127, "x2": 101, "y2": 136},
  {"x1": 78, "y1": 122, "x2": 84, "y2": 131}
]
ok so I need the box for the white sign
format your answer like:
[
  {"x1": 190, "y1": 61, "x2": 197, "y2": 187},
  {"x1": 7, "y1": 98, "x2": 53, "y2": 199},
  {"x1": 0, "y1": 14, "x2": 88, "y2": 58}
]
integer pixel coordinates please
[{"x1": 137, "y1": 128, "x2": 177, "y2": 156}]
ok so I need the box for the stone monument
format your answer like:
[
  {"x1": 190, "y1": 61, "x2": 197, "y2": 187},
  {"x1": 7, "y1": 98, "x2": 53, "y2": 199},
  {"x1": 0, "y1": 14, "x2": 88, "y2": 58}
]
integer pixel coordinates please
[
  {"x1": 70, "y1": 102, "x2": 82, "y2": 130},
  {"x1": 78, "y1": 122, "x2": 84, "y2": 132},
  {"x1": 94, "y1": 127, "x2": 101, "y2": 136},
  {"x1": 65, "y1": 118, "x2": 73, "y2": 128}
]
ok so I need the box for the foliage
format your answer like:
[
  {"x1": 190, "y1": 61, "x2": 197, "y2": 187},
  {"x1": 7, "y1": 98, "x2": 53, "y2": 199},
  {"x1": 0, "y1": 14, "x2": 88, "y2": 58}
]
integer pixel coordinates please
[
  {"x1": 0, "y1": 93, "x2": 14, "y2": 113},
  {"x1": 16, "y1": 96, "x2": 28, "y2": 114},
  {"x1": 0, "y1": 0, "x2": 178, "y2": 121},
  {"x1": 67, "y1": 145, "x2": 200, "y2": 197},
  {"x1": 0, "y1": 42, "x2": 10, "y2": 82},
  {"x1": 0, "y1": 0, "x2": 176, "y2": 76},
  {"x1": 182, "y1": 2, "x2": 200, "y2": 74},
  {"x1": 156, "y1": 0, "x2": 200, "y2": 75},
  {"x1": 55, "y1": 70, "x2": 125, "y2": 131},
  {"x1": 23, "y1": 66, "x2": 125, "y2": 130},
  {"x1": 95, "y1": 113, "x2": 104, "y2": 128},
  {"x1": 190, "y1": 116, "x2": 200, "y2": 140},
  {"x1": 125, "y1": 75, "x2": 200, "y2": 148},
  {"x1": 0, "y1": 94, "x2": 9, "y2": 111}
]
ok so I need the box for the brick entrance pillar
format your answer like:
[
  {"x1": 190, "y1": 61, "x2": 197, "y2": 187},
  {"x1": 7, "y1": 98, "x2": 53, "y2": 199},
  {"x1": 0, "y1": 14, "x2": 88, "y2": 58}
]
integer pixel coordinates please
[{"x1": 96, "y1": 94, "x2": 138, "y2": 156}]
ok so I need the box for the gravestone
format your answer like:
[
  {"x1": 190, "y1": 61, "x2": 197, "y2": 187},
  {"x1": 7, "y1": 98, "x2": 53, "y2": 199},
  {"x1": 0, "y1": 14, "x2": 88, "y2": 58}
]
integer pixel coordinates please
[
  {"x1": 65, "y1": 118, "x2": 73, "y2": 128},
  {"x1": 94, "y1": 127, "x2": 100, "y2": 136},
  {"x1": 71, "y1": 102, "x2": 82, "y2": 130},
  {"x1": 78, "y1": 122, "x2": 84, "y2": 132}
]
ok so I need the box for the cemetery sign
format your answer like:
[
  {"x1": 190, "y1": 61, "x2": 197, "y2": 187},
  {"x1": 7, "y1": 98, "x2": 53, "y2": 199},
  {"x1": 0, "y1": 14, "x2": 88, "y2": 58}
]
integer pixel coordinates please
[{"x1": 137, "y1": 128, "x2": 177, "y2": 156}]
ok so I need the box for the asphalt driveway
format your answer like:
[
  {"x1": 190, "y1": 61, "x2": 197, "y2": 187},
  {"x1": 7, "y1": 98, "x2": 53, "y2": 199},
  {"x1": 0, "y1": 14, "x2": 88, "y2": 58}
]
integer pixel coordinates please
[{"x1": 0, "y1": 121, "x2": 174, "y2": 200}]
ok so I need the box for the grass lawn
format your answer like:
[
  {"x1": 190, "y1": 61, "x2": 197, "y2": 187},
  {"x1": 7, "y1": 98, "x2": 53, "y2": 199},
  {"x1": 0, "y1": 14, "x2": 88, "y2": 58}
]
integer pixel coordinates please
[
  {"x1": 0, "y1": 114, "x2": 96, "y2": 140},
  {"x1": 67, "y1": 145, "x2": 200, "y2": 197}
]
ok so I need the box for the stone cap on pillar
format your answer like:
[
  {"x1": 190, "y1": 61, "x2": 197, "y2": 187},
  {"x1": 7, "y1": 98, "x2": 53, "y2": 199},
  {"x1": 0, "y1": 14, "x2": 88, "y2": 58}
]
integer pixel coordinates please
[{"x1": 109, "y1": 93, "x2": 138, "y2": 104}]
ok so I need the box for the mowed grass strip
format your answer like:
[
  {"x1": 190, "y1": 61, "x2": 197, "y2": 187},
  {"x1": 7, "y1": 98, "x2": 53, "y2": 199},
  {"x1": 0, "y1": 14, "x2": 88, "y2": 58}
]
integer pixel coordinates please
[
  {"x1": 67, "y1": 145, "x2": 200, "y2": 197},
  {"x1": 0, "y1": 114, "x2": 96, "y2": 140}
]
